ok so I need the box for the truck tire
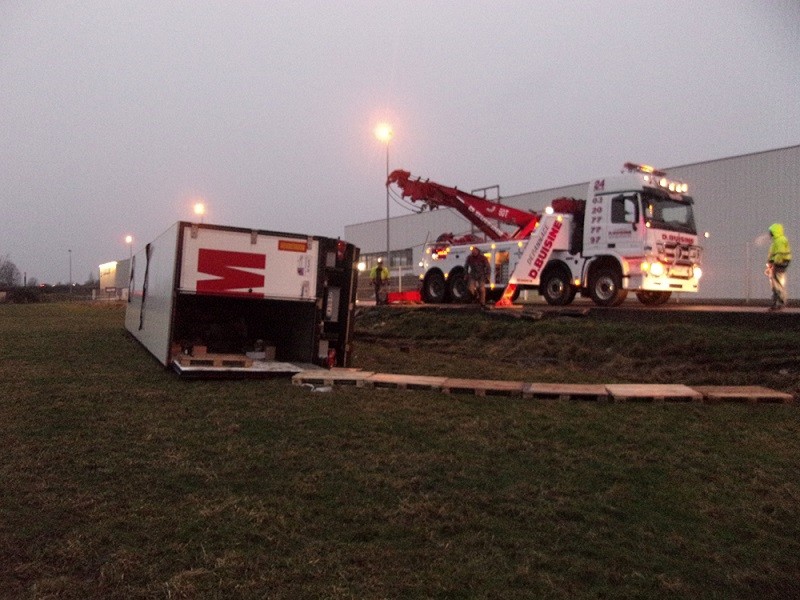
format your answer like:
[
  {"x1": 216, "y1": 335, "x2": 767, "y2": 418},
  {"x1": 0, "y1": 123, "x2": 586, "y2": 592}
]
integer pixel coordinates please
[
  {"x1": 636, "y1": 290, "x2": 671, "y2": 306},
  {"x1": 446, "y1": 269, "x2": 470, "y2": 303},
  {"x1": 421, "y1": 270, "x2": 446, "y2": 304},
  {"x1": 589, "y1": 267, "x2": 628, "y2": 307},
  {"x1": 541, "y1": 267, "x2": 576, "y2": 306}
]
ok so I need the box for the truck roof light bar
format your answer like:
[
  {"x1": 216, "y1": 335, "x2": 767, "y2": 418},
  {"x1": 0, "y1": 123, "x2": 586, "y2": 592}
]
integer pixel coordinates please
[{"x1": 623, "y1": 162, "x2": 667, "y2": 177}]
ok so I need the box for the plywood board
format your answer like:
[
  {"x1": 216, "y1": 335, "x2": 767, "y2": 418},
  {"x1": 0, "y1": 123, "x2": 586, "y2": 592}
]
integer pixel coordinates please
[
  {"x1": 693, "y1": 385, "x2": 794, "y2": 404},
  {"x1": 605, "y1": 383, "x2": 703, "y2": 402},
  {"x1": 364, "y1": 373, "x2": 448, "y2": 391},
  {"x1": 175, "y1": 359, "x2": 307, "y2": 376},
  {"x1": 442, "y1": 378, "x2": 526, "y2": 397},
  {"x1": 292, "y1": 369, "x2": 375, "y2": 387},
  {"x1": 524, "y1": 383, "x2": 609, "y2": 401}
]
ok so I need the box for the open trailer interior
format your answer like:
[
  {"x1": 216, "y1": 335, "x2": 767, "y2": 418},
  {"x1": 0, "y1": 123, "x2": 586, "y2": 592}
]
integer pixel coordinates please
[{"x1": 125, "y1": 221, "x2": 359, "y2": 378}]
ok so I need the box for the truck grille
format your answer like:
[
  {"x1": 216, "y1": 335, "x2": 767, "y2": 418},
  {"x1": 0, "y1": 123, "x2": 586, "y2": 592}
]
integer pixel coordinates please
[{"x1": 657, "y1": 243, "x2": 701, "y2": 266}]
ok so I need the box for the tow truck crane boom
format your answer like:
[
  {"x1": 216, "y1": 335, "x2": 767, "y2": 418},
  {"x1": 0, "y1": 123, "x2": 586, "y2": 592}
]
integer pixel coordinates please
[{"x1": 387, "y1": 169, "x2": 540, "y2": 241}]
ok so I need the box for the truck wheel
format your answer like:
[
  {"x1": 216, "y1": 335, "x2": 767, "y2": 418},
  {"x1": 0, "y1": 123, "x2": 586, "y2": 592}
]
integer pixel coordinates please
[
  {"x1": 636, "y1": 290, "x2": 671, "y2": 306},
  {"x1": 589, "y1": 268, "x2": 628, "y2": 307},
  {"x1": 446, "y1": 270, "x2": 470, "y2": 303},
  {"x1": 541, "y1": 268, "x2": 576, "y2": 306},
  {"x1": 421, "y1": 270, "x2": 446, "y2": 304}
]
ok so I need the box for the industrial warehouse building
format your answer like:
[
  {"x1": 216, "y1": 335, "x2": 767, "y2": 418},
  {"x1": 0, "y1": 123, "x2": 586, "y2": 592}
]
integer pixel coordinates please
[{"x1": 345, "y1": 144, "x2": 799, "y2": 302}]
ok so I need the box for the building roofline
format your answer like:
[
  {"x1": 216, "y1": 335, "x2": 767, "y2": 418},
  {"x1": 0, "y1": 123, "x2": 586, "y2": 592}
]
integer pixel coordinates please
[{"x1": 667, "y1": 144, "x2": 800, "y2": 171}]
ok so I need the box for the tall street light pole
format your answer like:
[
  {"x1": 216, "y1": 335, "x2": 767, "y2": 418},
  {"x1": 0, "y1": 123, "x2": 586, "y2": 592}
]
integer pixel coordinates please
[
  {"x1": 374, "y1": 123, "x2": 393, "y2": 264},
  {"x1": 68, "y1": 249, "x2": 72, "y2": 293}
]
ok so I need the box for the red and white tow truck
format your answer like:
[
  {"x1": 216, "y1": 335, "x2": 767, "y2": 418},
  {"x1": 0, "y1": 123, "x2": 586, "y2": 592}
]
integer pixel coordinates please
[{"x1": 389, "y1": 163, "x2": 702, "y2": 307}]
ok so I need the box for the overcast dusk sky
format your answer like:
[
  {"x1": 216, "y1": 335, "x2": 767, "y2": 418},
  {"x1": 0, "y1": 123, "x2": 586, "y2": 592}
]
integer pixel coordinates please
[{"x1": 2, "y1": 1, "x2": 798, "y2": 284}]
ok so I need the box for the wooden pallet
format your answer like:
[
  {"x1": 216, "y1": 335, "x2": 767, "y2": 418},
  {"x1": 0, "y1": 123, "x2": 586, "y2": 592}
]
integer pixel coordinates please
[
  {"x1": 364, "y1": 373, "x2": 448, "y2": 391},
  {"x1": 524, "y1": 382, "x2": 609, "y2": 401},
  {"x1": 290, "y1": 369, "x2": 795, "y2": 405},
  {"x1": 292, "y1": 369, "x2": 375, "y2": 387},
  {"x1": 692, "y1": 385, "x2": 794, "y2": 404},
  {"x1": 605, "y1": 384, "x2": 703, "y2": 403},
  {"x1": 442, "y1": 378, "x2": 527, "y2": 397},
  {"x1": 176, "y1": 353, "x2": 253, "y2": 368}
]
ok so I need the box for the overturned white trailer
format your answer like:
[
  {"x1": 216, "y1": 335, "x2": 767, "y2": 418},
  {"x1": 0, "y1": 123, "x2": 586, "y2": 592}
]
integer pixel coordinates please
[{"x1": 125, "y1": 221, "x2": 360, "y2": 377}]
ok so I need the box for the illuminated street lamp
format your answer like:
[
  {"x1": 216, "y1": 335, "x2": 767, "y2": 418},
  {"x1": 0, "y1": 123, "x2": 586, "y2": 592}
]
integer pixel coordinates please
[
  {"x1": 374, "y1": 123, "x2": 393, "y2": 264},
  {"x1": 124, "y1": 235, "x2": 134, "y2": 297},
  {"x1": 193, "y1": 202, "x2": 206, "y2": 223}
]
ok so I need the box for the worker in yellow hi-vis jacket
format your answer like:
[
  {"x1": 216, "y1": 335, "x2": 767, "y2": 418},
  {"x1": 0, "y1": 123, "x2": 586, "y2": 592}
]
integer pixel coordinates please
[
  {"x1": 369, "y1": 258, "x2": 389, "y2": 304},
  {"x1": 766, "y1": 223, "x2": 792, "y2": 311}
]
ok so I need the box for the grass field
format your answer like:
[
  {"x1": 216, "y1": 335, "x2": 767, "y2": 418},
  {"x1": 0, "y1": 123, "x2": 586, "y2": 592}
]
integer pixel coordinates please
[{"x1": 1, "y1": 303, "x2": 799, "y2": 599}]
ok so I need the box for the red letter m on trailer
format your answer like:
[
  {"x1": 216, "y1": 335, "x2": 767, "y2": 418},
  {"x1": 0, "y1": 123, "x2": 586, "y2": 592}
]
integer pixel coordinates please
[{"x1": 196, "y1": 249, "x2": 265, "y2": 296}]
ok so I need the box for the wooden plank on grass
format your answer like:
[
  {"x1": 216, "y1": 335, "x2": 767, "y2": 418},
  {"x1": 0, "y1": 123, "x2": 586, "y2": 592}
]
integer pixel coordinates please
[
  {"x1": 364, "y1": 373, "x2": 448, "y2": 391},
  {"x1": 292, "y1": 369, "x2": 375, "y2": 387},
  {"x1": 606, "y1": 383, "x2": 703, "y2": 403},
  {"x1": 692, "y1": 385, "x2": 794, "y2": 404},
  {"x1": 524, "y1": 382, "x2": 609, "y2": 401},
  {"x1": 442, "y1": 378, "x2": 526, "y2": 397}
]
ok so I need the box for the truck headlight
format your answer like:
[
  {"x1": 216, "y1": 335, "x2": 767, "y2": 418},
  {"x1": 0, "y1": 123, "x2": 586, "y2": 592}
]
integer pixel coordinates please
[
  {"x1": 693, "y1": 266, "x2": 702, "y2": 280},
  {"x1": 649, "y1": 261, "x2": 665, "y2": 277}
]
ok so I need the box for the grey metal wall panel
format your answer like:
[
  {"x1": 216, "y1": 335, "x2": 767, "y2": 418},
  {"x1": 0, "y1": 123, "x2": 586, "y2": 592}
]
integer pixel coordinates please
[{"x1": 670, "y1": 146, "x2": 800, "y2": 299}]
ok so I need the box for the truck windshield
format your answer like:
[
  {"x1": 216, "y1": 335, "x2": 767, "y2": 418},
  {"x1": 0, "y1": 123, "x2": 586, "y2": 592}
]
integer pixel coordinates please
[{"x1": 643, "y1": 193, "x2": 696, "y2": 234}]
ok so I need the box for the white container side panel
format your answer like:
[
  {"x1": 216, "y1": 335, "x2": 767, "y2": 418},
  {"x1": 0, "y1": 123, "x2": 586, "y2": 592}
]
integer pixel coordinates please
[
  {"x1": 178, "y1": 225, "x2": 319, "y2": 300},
  {"x1": 125, "y1": 223, "x2": 180, "y2": 366}
]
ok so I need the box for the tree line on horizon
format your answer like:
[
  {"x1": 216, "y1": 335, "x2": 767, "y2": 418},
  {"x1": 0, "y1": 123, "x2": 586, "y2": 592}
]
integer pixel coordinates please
[{"x1": 0, "y1": 254, "x2": 98, "y2": 291}]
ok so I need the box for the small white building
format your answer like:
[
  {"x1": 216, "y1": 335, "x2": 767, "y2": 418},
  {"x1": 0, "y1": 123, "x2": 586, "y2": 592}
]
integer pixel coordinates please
[
  {"x1": 98, "y1": 258, "x2": 131, "y2": 300},
  {"x1": 345, "y1": 145, "x2": 800, "y2": 301}
]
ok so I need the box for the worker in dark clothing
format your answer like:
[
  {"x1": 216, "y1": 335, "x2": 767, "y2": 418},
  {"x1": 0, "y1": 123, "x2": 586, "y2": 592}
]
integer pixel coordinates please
[
  {"x1": 766, "y1": 223, "x2": 792, "y2": 311},
  {"x1": 465, "y1": 246, "x2": 490, "y2": 307},
  {"x1": 369, "y1": 258, "x2": 389, "y2": 304}
]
